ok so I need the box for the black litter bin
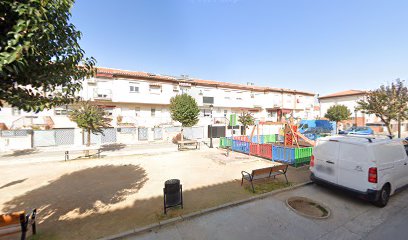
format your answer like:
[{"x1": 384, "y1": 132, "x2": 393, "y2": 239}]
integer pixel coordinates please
[{"x1": 163, "y1": 179, "x2": 183, "y2": 214}]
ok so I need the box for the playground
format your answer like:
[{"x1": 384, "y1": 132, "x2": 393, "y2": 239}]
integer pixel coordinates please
[{"x1": 219, "y1": 121, "x2": 317, "y2": 167}]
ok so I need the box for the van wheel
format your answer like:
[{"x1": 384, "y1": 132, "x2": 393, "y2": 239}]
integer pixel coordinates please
[{"x1": 374, "y1": 184, "x2": 390, "y2": 207}]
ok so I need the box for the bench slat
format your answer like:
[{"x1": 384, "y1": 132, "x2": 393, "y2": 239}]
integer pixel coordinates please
[
  {"x1": 0, "y1": 224, "x2": 21, "y2": 236},
  {"x1": 270, "y1": 165, "x2": 287, "y2": 172},
  {"x1": 252, "y1": 168, "x2": 272, "y2": 176}
]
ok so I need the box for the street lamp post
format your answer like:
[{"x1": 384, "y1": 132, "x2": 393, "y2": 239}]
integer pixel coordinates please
[{"x1": 209, "y1": 104, "x2": 213, "y2": 148}]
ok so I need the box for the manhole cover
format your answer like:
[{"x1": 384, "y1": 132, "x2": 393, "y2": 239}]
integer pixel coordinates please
[{"x1": 286, "y1": 196, "x2": 330, "y2": 219}]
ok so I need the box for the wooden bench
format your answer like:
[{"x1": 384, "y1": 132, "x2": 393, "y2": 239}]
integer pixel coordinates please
[
  {"x1": 241, "y1": 165, "x2": 289, "y2": 192},
  {"x1": 65, "y1": 146, "x2": 101, "y2": 161},
  {"x1": 0, "y1": 209, "x2": 36, "y2": 240},
  {"x1": 177, "y1": 140, "x2": 200, "y2": 150}
]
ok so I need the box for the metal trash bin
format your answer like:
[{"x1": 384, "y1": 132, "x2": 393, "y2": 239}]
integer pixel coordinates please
[{"x1": 163, "y1": 179, "x2": 183, "y2": 214}]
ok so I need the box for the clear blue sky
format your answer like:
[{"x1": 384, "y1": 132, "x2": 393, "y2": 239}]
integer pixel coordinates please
[{"x1": 71, "y1": 0, "x2": 408, "y2": 96}]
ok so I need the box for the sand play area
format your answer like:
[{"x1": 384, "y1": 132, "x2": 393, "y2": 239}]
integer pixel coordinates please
[{"x1": 0, "y1": 148, "x2": 308, "y2": 239}]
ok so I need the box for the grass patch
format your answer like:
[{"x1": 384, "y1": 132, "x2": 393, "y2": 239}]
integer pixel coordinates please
[{"x1": 243, "y1": 180, "x2": 292, "y2": 194}]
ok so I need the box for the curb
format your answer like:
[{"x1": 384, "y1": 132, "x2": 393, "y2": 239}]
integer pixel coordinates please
[{"x1": 100, "y1": 181, "x2": 313, "y2": 240}]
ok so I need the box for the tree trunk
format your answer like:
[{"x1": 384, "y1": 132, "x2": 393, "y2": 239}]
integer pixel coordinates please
[
  {"x1": 385, "y1": 123, "x2": 393, "y2": 137},
  {"x1": 180, "y1": 128, "x2": 184, "y2": 147},
  {"x1": 398, "y1": 117, "x2": 401, "y2": 138},
  {"x1": 86, "y1": 129, "x2": 91, "y2": 156},
  {"x1": 336, "y1": 121, "x2": 339, "y2": 134},
  {"x1": 87, "y1": 129, "x2": 91, "y2": 147},
  {"x1": 243, "y1": 125, "x2": 246, "y2": 135}
]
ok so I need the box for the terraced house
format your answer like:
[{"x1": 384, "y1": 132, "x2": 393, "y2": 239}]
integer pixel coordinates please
[{"x1": 0, "y1": 67, "x2": 316, "y2": 149}]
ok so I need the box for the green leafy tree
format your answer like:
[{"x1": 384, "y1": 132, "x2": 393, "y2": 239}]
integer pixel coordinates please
[
  {"x1": 1, "y1": 0, "x2": 95, "y2": 112},
  {"x1": 357, "y1": 79, "x2": 408, "y2": 136},
  {"x1": 324, "y1": 105, "x2": 351, "y2": 133},
  {"x1": 238, "y1": 112, "x2": 255, "y2": 135},
  {"x1": 169, "y1": 94, "x2": 200, "y2": 127},
  {"x1": 69, "y1": 101, "x2": 111, "y2": 147}
]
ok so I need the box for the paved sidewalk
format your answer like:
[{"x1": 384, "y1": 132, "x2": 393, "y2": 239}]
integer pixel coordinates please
[
  {"x1": 128, "y1": 184, "x2": 408, "y2": 240},
  {"x1": 0, "y1": 142, "x2": 180, "y2": 165}
]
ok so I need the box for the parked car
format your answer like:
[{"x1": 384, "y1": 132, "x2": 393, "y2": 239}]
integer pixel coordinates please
[
  {"x1": 298, "y1": 120, "x2": 334, "y2": 134},
  {"x1": 310, "y1": 135, "x2": 408, "y2": 207},
  {"x1": 338, "y1": 126, "x2": 374, "y2": 135}
]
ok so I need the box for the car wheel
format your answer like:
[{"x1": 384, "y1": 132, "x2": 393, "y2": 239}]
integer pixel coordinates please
[{"x1": 374, "y1": 184, "x2": 390, "y2": 207}]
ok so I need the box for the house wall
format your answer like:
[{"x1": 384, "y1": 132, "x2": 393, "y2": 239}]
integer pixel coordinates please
[
  {"x1": 319, "y1": 95, "x2": 377, "y2": 125},
  {"x1": 0, "y1": 73, "x2": 317, "y2": 132}
]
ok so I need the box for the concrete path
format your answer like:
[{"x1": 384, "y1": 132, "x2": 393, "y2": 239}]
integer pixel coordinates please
[
  {"x1": 0, "y1": 142, "x2": 179, "y2": 165},
  {"x1": 128, "y1": 184, "x2": 408, "y2": 240}
]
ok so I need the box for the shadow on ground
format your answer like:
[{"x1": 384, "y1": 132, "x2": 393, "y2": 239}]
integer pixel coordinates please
[
  {"x1": 100, "y1": 143, "x2": 127, "y2": 152},
  {"x1": 2, "y1": 165, "x2": 147, "y2": 239},
  {"x1": 3, "y1": 149, "x2": 38, "y2": 157},
  {"x1": 0, "y1": 178, "x2": 28, "y2": 189},
  {"x1": 3, "y1": 166, "x2": 310, "y2": 240}
]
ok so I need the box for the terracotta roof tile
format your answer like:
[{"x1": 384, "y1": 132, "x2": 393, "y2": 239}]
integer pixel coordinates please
[
  {"x1": 319, "y1": 90, "x2": 367, "y2": 99},
  {"x1": 95, "y1": 67, "x2": 315, "y2": 96}
]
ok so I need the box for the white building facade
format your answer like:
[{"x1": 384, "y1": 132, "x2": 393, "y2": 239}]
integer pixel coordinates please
[
  {"x1": 0, "y1": 67, "x2": 316, "y2": 131},
  {"x1": 318, "y1": 90, "x2": 408, "y2": 134}
]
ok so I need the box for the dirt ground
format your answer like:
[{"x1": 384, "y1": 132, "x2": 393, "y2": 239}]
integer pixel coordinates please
[{"x1": 0, "y1": 148, "x2": 310, "y2": 240}]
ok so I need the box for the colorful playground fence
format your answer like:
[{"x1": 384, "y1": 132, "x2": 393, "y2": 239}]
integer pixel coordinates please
[
  {"x1": 219, "y1": 137, "x2": 233, "y2": 148},
  {"x1": 272, "y1": 146, "x2": 313, "y2": 167},
  {"x1": 220, "y1": 134, "x2": 278, "y2": 148},
  {"x1": 249, "y1": 143, "x2": 260, "y2": 155},
  {"x1": 219, "y1": 136, "x2": 312, "y2": 167},
  {"x1": 259, "y1": 143, "x2": 273, "y2": 159},
  {"x1": 232, "y1": 140, "x2": 250, "y2": 154}
]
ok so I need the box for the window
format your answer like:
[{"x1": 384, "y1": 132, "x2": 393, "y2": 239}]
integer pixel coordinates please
[
  {"x1": 129, "y1": 83, "x2": 139, "y2": 93},
  {"x1": 203, "y1": 96, "x2": 214, "y2": 104},
  {"x1": 181, "y1": 87, "x2": 190, "y2": 94},
  {"x1": 173, "y1": 85, "x2": 179, "y2": 92},
  {"x1": 224, "y1": 110, "x2": 228, "y2": 117},
  {"x1": 225, "y1": 96, "x2": 230, "y2": 99},
  {"x1": 12, "y1": 107, "x2": 21, "y2": 116},
  {"x1": 236, "y1": 97, "x2": 243, "y2": 100},
  {"x1": 151, "y1": 108, "x2": 156, "y2": 117},
  {"x1": 149, "y1": 85, "x2": 161, "y2": 94},
  {"x1": 267, "y1": 111, "x2": 276, "y2": 118},
  {"x1": 101, "y1": 107, "x2": 114, "y2": 116},
  {"x1": 55, "y1": 106, "x2": 68, "y2": 115},
  {"x1": 202, "y1": 109, "x2": 212, "y2": 117},
  {"x1": 135, "y1": 107, "x2": 140, "y2": 117}
]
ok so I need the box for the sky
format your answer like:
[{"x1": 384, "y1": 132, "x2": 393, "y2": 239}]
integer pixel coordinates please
[{"x1": 71, "y1": 0, "x2": 408, "y2": 96}]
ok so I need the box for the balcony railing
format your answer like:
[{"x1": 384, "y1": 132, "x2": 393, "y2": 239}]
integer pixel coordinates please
[{"x1": 93, "y1": 88, "x2": 112, "y2": 100}]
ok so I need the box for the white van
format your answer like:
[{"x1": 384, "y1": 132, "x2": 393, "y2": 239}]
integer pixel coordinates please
[{"x1": 310, "y1": 135, "x2": 408, "y2": 207}]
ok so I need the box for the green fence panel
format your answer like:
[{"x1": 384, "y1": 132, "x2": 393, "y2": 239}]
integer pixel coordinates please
[
  {"x1": 264, "y1": 134, "x2": 276, "y2": 143},
  {"x1": 294, "y1": 147, "x2": 313, "y2": 167},
  {"x1": 226, "y1": 138, "x2": 232, "y2": 147},
  {"x1": 219, "y1": 137, "x2": 232, "y2": 148},
  {"x1": 219, "y1": 137, "x2": 226, "y2": 148}
]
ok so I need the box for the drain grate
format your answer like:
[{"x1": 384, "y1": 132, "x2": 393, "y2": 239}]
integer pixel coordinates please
[{"x1": 286, "y1": 196, "x2": 330, "y2": 219}]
